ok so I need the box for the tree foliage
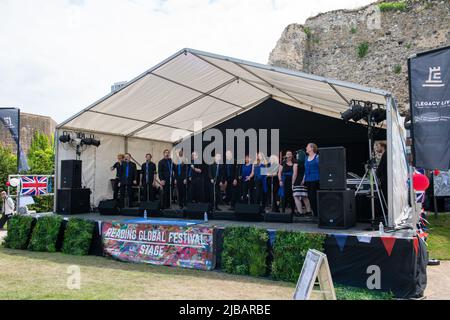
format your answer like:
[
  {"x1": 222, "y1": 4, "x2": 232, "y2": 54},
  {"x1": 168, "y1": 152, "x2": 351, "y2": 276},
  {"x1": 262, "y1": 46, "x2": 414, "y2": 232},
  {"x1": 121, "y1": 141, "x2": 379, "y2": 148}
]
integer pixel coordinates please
[
  {"x1": 0, "y1": 143, "x2": 17, "y2": 192},
  {"x1": 28, "y1": 131, "x2": 54, "y2": 175},
  {"x1": 27, "y1": 131, "x2": 55, "y2": 213}
]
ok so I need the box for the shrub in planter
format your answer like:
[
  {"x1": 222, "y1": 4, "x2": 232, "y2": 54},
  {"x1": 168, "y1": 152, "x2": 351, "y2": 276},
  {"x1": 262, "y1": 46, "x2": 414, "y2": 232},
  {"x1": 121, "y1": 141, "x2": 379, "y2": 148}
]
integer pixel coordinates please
[
  {"x1": 3, "y1": 215, "x2": 35, "y2": 249},
  {"x1": 221, "y1": 226, "x2": 268, "y2": 277},
  {"x1": 271, "y1": 231, "x2": 326, "y2": 282},
  {"x1": 28, "y1": 215, "x2": 63, "y2": 252},
  {"x1": 62, "y1": 218, "x2": 95, "y2": 255}
]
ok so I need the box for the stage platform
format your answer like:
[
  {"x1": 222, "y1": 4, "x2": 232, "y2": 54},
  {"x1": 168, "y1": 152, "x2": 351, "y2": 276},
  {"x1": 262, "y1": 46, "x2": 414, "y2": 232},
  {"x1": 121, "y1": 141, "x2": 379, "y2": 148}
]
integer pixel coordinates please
[
  {"x1": 61, "y1": 210, "x2": 413, "y2": 239},
  {"x1": 50, "y1": 208, "x2": 427, "y2": 299}
]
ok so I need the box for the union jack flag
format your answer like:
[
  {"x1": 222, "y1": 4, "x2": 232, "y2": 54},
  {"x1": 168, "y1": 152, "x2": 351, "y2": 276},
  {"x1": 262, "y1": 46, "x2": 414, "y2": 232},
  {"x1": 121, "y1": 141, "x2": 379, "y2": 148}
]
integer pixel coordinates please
[{"x1": 20, "y1": 176, "x2": 48, "y2": 196}]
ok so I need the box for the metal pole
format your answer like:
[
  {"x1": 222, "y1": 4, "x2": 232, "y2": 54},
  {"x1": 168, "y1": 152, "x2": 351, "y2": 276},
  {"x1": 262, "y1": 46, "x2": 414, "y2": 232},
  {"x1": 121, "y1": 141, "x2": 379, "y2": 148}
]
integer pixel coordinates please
[
  {"x1": 367, "y1": 118, "x2": 376, "y2": 226},
  {"x1": 53, "y1": 129, "x2": 59, "y2": 213},
  {"x1": 16, "y1": 109, "x2": 20, "y2": 213},
  {"x1": 433, "y1": 195, "x2": 438, "y2": 218},
  {"x1": 16, "y1": 108, "x2": 20, "y2": 173}
]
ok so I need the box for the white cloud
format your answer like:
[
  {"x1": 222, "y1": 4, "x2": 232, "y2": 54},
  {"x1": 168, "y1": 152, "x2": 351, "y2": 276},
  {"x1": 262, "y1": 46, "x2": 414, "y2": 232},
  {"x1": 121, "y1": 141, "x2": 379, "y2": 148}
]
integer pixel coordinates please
[{"x1": 0, "y1": 0, "x2": 373, "y2": 122}]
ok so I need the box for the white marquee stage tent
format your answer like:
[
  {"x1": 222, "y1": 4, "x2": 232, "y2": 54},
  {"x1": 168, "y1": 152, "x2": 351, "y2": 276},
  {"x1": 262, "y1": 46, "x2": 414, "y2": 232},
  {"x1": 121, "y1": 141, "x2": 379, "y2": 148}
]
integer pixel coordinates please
[{"x1": 55, "y1": 48, "x2": 413, "y2": 228}]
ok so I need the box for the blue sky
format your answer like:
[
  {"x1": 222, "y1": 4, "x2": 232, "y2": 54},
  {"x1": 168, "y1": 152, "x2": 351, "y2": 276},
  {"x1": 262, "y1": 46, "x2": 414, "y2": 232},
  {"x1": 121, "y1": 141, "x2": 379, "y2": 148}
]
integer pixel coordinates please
[{"x1": 0, "y1": 0, "x2": 373, "y2": 122}]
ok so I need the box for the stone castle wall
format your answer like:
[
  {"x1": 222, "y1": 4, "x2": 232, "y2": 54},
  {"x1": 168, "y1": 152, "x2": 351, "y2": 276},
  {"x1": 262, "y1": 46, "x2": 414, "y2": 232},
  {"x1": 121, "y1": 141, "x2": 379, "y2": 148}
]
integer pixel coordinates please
[
  {"x1": 269, "y1": 0, "x2": 450, "y2": 114},
  {"x1": 0, "y1": 112, "x2": 57, "y2": 154}
]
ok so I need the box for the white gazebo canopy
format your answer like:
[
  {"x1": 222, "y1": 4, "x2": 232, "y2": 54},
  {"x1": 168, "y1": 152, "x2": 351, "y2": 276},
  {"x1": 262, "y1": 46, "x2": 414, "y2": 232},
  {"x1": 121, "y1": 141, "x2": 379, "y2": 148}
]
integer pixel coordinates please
[
  {"x1": 57, "y1": 48, "x2": 411, "y2": 228},
  {"x1": 58, "y1": 48, "x2": 389, "y2": 143}
]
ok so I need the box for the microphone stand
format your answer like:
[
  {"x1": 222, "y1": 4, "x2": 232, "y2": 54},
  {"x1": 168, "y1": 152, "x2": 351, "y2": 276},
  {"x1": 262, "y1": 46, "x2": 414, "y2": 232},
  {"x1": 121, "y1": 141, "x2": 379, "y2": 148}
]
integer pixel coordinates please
[
  {"x1": 169, "y1": 161, "x2": 172, "y2": 209},
  {"x1": 211, "y1": 163, "x2": 217, "y2": 214},
  {"x1": 185, "y1": 162, "x2": 189, "y2": 207},
  {"x1": 271, "y1": 175, "x2": 274, "y2": 209}
]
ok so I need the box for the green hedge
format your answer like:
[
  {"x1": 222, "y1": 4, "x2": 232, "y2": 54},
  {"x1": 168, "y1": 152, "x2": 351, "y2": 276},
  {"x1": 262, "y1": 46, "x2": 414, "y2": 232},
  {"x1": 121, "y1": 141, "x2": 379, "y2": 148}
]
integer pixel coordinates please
[
  {"x1": 221, "y1": 226, "x2": 268, "y2": 277},
  {"x1": 28, "y1": 215, "x2": 63, "y2": 252},
  {"x1": 62, "y1": 218, "x2": 95, "y2": 255},
  {"x1": 271, "y1": 231, "x2": 326, "y2": 282},
  {"x1": 3, "y1": 215, "x2": 35, "y2": 249}
]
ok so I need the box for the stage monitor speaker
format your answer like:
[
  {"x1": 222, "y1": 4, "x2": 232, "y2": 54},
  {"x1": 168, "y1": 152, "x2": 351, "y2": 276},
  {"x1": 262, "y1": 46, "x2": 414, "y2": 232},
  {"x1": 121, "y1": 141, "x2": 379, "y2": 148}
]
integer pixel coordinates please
[
  {"x1": 98, "y1": 199, "x2": 120, "y2": 216},
  {"x1": 318, "y1": 190, "x2": 356, "y2": 229},
  {"x1": 184, "y1": 202, "x2": 211, "y2": 219},
  {"x1": 56, "y1": 188, "x2": 91, "y2": 215},
  {"x1": 139, "y1": 201, "x2": 162, "y2": 217},
  {"x1": 319, "y1": 147, "x2": 346, "y2": 190},
  {"x1": 210, "y1": 210, "x2": 236, "y2": 221},
  {"x1": 264, "y1": 212, "x2": 293, "y2": 223},
  {"x1": 235, "y1": 203, "x2": 263, "y2": 222},
  {"x1": 61, "y1": 160, "x2": 82, "y2": 188}
]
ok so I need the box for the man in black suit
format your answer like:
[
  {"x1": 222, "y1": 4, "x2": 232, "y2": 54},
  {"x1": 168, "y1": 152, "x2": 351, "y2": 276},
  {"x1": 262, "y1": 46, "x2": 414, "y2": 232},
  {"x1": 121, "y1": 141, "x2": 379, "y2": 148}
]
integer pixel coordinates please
[
  {"x1": 141, "y1": 153, "x2": 157, "y2": 202},
  {"x1": 188, "y1": 151, "x2": 205, "y2": 203},
  {"x1": 158, "y1": 149, "x2": 173, "y2": 209},
  {"x1": 208, "y1": 153, "x2": 225, "y2": 211},
  {"x1": 119, "y1": 153, "x2": 137, "y2": 208},
  {"x1": 224, "y1": 150, "x2": 239, "y2": 210},
  {"x1": 173, "y1": 149, "x2": 188, "y2": 209}
]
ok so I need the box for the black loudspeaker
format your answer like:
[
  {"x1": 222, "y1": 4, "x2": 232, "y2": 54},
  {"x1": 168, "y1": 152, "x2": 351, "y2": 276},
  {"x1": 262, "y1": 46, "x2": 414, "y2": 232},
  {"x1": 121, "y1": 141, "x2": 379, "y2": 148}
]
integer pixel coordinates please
[
  {"x1": 61, "y1": 160, "x2": 82, "y2": 188},
  {"x1": 56, "y1": 188, "x2": 91, "y2": 214},
  {"x1": 139, "y1": 201, "x2": 162, "y2": 217},
  {"x1": 98, "y1": 199, "x2": 120, "y2": 215},
  {"x1": 264, "y1": 212, "x2": 293, "y2": 223},
  {"x1": 184, "y1": 203, "x2": 211, "y2": 219},
  {"x1": 318, "y1": 190, "x2": 356, "y2": 229},
  {"x1": 355, "y1": 193, "x2": 372, "y2": 222},
  {"x1": 319, "y1": 147, "x2": 346, "y2": 190},
  {"x1": 235, "y1": 203, "x2": 263, "y2": 222}
]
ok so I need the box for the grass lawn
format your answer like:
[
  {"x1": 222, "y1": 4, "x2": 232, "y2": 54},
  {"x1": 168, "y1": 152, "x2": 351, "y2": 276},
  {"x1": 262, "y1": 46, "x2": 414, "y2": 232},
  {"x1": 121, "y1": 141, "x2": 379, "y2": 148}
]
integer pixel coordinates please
[
  {"x1": 0, "y1": 247, "x2": 295, "y2": 300},
  {"x1": 0, "y1": 246, "x2": 392, "y2": 300},
  {"x1": 426, "y1": 213, "x2": 450, "y2": 260}
]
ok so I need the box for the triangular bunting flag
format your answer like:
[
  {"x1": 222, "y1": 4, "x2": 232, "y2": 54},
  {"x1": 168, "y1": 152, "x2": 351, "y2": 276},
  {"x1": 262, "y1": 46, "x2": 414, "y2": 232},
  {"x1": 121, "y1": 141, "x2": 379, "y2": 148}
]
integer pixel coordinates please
[
  {"x1": 413, "y1": 237, "x2": 419, "y2": 256},
  {"x1": 334, "y1": 234, "x2": 348, "y2": 252},
  {"x1": 381, "y1": 236, "x2": 397, "y2": 256},
  {"x1": 357, "y1": 235, "x2": 372, "y2": 244}
]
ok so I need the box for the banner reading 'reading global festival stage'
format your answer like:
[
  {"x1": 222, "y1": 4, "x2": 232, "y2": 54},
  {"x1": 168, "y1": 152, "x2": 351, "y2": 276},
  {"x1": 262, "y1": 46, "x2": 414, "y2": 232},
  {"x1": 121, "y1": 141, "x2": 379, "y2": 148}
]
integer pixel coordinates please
[
  {"x1": 102, "y1": 222, "x2": 215, "y2": 270},
  {"x1": 409, "y1": 46, "x2": 450, "y2": 170}
]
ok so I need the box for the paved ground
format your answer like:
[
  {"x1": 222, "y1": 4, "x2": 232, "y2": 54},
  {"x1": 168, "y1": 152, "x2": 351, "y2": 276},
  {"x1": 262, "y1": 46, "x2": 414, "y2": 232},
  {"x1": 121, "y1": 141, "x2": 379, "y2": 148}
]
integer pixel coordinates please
[
  {"x1": 0, "y1": 229, "x2": 448, "y2": 299},
  {"x1": 424, "y1": 260, "x2": 450, "y2": 300}
]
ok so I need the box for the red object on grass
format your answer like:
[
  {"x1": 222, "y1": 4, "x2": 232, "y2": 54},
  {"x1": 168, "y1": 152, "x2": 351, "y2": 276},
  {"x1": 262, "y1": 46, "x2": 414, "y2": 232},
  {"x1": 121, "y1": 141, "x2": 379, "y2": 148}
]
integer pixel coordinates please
[{"x1": 413, "y1": 173, "x2": 429, "y2": 191}]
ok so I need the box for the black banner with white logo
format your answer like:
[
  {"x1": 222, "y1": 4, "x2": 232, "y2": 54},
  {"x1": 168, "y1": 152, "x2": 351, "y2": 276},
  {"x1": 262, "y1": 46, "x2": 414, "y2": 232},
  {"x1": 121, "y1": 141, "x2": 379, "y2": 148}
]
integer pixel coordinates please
[
  {"x1": 409, "y1": 46, "x2": 450, "y2": 170},
  {"x1": 0, "y1": 107, "x2": 20, "y2": 145},
  {"x1": 0, "y1": 107, "x2": 29, "y2": 171}
]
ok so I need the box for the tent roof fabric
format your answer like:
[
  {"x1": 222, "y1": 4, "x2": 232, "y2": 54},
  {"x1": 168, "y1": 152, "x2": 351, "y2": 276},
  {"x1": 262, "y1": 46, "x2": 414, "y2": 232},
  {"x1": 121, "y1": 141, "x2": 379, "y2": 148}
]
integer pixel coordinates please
[{"x1": 59, "y1": 48, "x2": 392, "y2": 143}]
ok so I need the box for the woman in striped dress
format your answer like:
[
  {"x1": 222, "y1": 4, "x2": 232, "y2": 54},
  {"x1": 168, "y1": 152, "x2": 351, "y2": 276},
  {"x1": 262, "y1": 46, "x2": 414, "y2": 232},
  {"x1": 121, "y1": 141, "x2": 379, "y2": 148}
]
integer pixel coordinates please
[{"x1": 292, "y1": 150, "x2": 312, "y2": 216}]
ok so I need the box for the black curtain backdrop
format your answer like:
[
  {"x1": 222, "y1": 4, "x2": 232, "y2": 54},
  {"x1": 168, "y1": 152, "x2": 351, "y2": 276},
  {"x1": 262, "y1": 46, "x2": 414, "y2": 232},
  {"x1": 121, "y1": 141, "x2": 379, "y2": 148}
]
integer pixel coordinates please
[{"x1": 194, "y1": 98, "x2": 385, "y2": 176}]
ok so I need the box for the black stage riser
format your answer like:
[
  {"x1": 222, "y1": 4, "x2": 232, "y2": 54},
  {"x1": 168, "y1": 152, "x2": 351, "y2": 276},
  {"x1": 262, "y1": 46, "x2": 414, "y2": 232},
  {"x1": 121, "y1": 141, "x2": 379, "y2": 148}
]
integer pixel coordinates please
[{"x1": 56, "y1": 188, "x2": 91, "y2": 215}]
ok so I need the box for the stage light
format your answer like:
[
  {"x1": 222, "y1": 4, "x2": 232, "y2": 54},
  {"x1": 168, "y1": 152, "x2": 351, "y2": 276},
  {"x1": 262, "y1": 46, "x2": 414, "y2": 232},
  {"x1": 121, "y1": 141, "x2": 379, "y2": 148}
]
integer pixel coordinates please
[
  {"x1": 341, "y1": 100, "x2": 386, "y2": 125},
  {"x1": 350, "y1": 103, "x2": 367, "y2": 122},
  {"x1": 81, "y1": 137, "x2": 101, "y2": 147},
  {"x1": 59, "y1": 133, "x2": 71, "y2": 143},
  {"x1": 341, "y1": 108, "x2": 354, "y2": 122},
  {"x1": 370, "y1": 108, "x2": 386, "y2": 124}
]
